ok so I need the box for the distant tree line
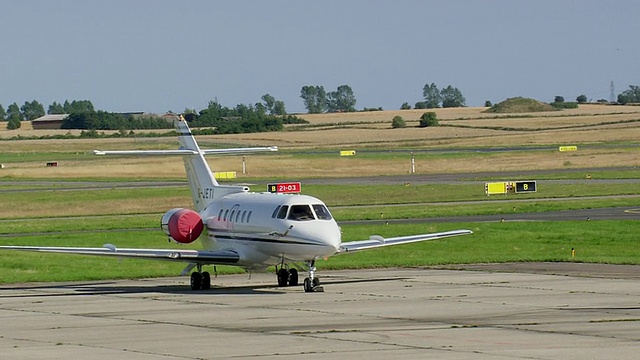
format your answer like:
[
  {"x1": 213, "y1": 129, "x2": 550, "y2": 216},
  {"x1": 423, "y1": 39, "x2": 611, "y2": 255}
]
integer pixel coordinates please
[
  {"x1": 550, "y1": 96, "x2": 579, "y2": 109},
  {"x1": 61, "y1": 112, "x2": 172, "y2": 130},
  {"x1": 49, "y1": 100, "x2": 95, "y2": 114},
  {"x1": 1, "y1": 95, "x2": 305, "y2": 134},
  {"x1": 0, "y1": 99, "x2": 95, "y2": 130},
  {"x1": 300, "y1": 82, "x2": 467, "y2": 113},
  {"x1": 416, "y1": 83, "x2": 466, "y2": 109},
  {"x1": 617, "y1": 85, "x2": 640, "y2": 104},
  {"x1": 4, "y1": 83, "x2": 640, "y2": 131},
  {"x1": 300, "y1": 84, "x2": 357, "y2": 113},
  {"x1": 183, "y1": 97, "x2": 306, "y2": 135}
]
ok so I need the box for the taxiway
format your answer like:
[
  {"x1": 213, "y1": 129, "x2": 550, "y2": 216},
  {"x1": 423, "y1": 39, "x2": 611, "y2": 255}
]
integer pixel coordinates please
[{"x1": 1, "y1": 266, "x2": 639, "y2": 359}]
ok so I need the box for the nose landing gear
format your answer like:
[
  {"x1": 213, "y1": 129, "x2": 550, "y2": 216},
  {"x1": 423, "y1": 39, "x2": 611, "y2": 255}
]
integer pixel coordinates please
[
  {"x1": 303, "y1": 260, "x2": 323, "y2": 293},
  {"x1": 275, "y1": 260, "x2": 322, "y2": 292}
]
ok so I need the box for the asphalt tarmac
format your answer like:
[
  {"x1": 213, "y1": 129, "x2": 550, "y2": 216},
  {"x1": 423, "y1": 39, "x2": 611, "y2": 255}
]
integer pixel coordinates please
[{"x1": 1, "y1": 266, "x2": 639, "y2": 359}]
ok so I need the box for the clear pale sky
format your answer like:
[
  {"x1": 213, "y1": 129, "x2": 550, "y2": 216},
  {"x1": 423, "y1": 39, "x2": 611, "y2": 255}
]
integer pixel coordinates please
[{"x1": 1, "y1": 0, "x2": 638, "y2": 114}]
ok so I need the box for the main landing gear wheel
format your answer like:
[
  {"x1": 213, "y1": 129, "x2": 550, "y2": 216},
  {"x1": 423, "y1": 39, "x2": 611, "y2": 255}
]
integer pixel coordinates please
[
  {"x1": 288, "y1": 268, "x2": 299, "y2": 286},
  {"x1": 190, "y1": 263, "x2": 211, "y2": 290},
  {"x1": 201, "y1": 271, "x2": 211, "y2": 290},
  {"x1": 190, "y1": 272, "x2": 202, "y2": 290},
  {"x1": 276, "y1": 268, "x2": 300, "y2": 287},
  {"x1": 277, "y1": 268, "x2": 289, "y2": 287}
]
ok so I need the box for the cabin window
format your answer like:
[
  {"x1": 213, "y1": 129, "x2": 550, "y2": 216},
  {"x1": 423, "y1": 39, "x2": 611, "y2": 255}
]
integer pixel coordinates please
[
  {"x1": 276, "y1": 205, "x2": 289, "y2": 219},
  {"x1": 241, "y1": 210, "x2": 246, "y2": 223},
  {"x1": 247, "y1": 211, "x2": 252, "y2": 222},
  {"x1": 271, "y1": 205, "x2": 281, "y2": 218},
  {"x1": 230, "y1": 210, "x2": 236, "y2": 222},
  {"x1": 312, "y1": 204, "x2": 333, "y2": 220},
  {"x1": 288, "y1": 205, "x2": 315, "y2": 221},
  {"x1": 218, "y1": 209, "x2": 224, "y2": 221},
  {"x1": 235, "y1": 210, "x2": 241, "y2": 223},
  {"x1": 224, "y1": 209, "x2": 229, "y2": 221}
]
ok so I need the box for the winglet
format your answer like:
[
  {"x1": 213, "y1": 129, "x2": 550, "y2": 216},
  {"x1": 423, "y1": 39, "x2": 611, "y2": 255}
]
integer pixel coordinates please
[{"x1": 103, "y1": 244, "x2": 117, "y2": 252}]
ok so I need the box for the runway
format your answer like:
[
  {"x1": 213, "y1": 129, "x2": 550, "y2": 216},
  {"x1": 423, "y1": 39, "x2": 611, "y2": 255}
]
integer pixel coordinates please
[{"x1": 1, "y1": 266, "x2": 639, "y2": 359}]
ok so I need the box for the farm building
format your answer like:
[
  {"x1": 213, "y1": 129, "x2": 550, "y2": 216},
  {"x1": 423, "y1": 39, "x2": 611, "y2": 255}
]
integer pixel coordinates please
[{"x1": 31, "y1": 114, "x2": 69, "y2": 130}]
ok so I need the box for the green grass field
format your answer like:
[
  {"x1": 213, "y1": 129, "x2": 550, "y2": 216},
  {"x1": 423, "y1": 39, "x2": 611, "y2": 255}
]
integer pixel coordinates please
[
  {"x1": 2, "y1": 105, "x2": 639, "y2": 286},
  {"x1": 0, "y1": 174, "x2": 639, "y2": 284}
]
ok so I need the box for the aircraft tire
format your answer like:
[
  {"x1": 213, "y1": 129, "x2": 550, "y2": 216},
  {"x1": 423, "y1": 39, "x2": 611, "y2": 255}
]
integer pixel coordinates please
[
  {"x1": 288, "y1": 269, "x2": 299, "y2": 286},
  {"x1": 277, "y1": 268, "x2": 289, "y2": 287},
  {"x1": 303, "y1": 278, "x2": 313, "y2": 292},
  {"x1": 190, "y1": 272, "x2": 202, "y2": 290},
  {"x1": 202, "y1": 272, "x2": 211, "y2": 290}
]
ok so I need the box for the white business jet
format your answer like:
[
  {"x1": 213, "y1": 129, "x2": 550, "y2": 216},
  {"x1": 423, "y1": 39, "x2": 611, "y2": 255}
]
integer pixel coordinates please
[{"x1": 0, "y1": 119, "x2": 472, "y2": 292}]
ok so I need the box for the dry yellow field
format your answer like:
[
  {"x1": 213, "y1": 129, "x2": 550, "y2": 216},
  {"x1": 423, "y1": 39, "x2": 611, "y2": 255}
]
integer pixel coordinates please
[{"x1": 1, "y1": 104, "x2": 639, "y2": 179}]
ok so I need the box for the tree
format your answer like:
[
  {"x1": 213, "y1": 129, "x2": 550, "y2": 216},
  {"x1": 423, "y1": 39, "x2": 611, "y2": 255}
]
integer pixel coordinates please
[
  {"x1": 6, "y1": 102, "x2": 23, "y2": 122},
  {"x1": 554, "y1": 96, "x2": 565, "y2": 103},
  {"x1": 419, "y1": 112, "x2": 438, "y2": 127},
  {"x1": 327, "y1": 84, "x2": 356, "y2": 112},
  {"x1": 617, "y1": 85, "x2": 640, "y2": 104},
  {"x1": 6, "y1": 103, "x2": 22, "y2": 129},
  {"x1": 300, "y1": 85, "x2": 327, "y2": 114},
  {"x1": 260, "y1": 94, "x2": 286, "y2": 115},
  {"x1": 440, "y1": 85, "x2": 466, "y2": 108},
  {"x1": 20, "y1": 100, "x2": 46, "y2": 120},
  {"x1": 400, "y1": 102, "x2": 411, "y2": 110},
  {"x1": 0, "y1": 104, "x2": 6, "y2": 121},
  {"x1": 391, "y1": 115, "x2": 406, "y2": 128},
  {"x1": 484, "y1": 100, "x2": 493, "y2": 107},
  {"x1": 576, "y1": 95, "x2": 587, "y2": 103},
  {"x1": 414, "y1": 101, "x2": 427, "y2": 109},
  {"x1": 422, "y1": 82, "x2": 441, "y2": 108},
  {"x1": 254, "y1": 102, "x2": 267, "y2": 116},
  {"x1": 48, "y1": 101, "x2": 65, "y2": 114},
  {"x1": 261, "y1": 94, "x2": 276, "y2": 114},
  {"x1": 272, "y1": 100, "x2": 286, "y2": 115},
  {"x1": 63, "y1": 99, "x2": 94, "y2": 114},
  {"x1": 6, "y1": 117, "x2": 21, "y2": 130}
]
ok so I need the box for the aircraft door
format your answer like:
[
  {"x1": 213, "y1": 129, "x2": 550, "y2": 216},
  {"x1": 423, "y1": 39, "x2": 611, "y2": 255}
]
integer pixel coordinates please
[{"x1": 226, "y1": 204, "x2": 240, "y2": 236}]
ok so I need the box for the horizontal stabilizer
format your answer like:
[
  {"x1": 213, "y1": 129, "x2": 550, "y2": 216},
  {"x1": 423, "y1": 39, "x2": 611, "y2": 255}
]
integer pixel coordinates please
[{"x1": 93, "y1": 146, "x2": 277, "y2": 156}]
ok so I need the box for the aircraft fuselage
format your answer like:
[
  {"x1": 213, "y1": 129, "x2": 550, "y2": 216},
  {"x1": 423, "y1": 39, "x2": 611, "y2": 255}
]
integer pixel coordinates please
[{"x1": 201, "y1": 192, "x2": 342, "y2": 269}]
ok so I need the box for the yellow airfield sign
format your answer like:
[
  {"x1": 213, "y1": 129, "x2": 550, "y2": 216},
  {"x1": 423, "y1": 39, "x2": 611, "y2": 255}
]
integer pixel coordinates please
[
  {"x1": 559, "y1": 146, "x2": 577, "y2": 152},
  {"x1": 485, "y1": 181, "x2": 537, "y2": 195}
]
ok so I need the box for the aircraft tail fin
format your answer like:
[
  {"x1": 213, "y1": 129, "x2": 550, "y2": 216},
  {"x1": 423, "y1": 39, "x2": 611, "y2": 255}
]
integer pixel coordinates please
[
  {"x1": 94, "y1": 118, "x2": 277, "y2": 212},
  {"x1": 175, "y1": 119, "x2": 220, "y2": 211}
]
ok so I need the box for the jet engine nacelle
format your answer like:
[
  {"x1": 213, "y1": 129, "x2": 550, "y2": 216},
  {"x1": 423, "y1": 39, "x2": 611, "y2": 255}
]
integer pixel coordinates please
[{"x1": 161, "y1": 208, "x2": 204, "y2": 244}]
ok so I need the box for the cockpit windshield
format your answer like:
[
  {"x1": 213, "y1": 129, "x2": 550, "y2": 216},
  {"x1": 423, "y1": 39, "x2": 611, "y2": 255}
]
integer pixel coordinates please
[
  {"x1": 312, "y1": 204, "x2": 332, "y2": 220},
  {"x1": 288, "y1": 205, "x2": 315, "y2": 221},
  {"x1": 272, "y1": 203, "x2": 333, "y2": 221}
]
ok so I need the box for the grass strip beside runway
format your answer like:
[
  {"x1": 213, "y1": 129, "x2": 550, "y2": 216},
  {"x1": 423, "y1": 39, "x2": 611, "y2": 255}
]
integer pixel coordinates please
[{"x1": 0, "y1": 220, "x2": 638, "y2": 284}]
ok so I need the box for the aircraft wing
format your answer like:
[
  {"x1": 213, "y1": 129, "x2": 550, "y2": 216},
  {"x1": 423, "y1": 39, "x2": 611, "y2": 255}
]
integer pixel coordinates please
[
  {"x1": 338, "y1": 229, "x2": 472, "y2": 253},
  {"x1": 0, "y1": 245, "x2": 240, "y2": 264}
]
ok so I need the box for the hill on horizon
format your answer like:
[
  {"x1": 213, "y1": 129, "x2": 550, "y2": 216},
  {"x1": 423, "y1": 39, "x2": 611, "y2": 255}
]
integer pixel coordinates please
[{"x1": 485, "y1": 97, "x2": 557, "y2": 113}]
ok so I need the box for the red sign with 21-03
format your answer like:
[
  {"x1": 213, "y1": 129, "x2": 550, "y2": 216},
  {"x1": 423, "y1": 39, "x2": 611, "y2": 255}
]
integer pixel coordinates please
[{"x1": 267, "y1": 182, "x2": 301, "y2": 193}]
